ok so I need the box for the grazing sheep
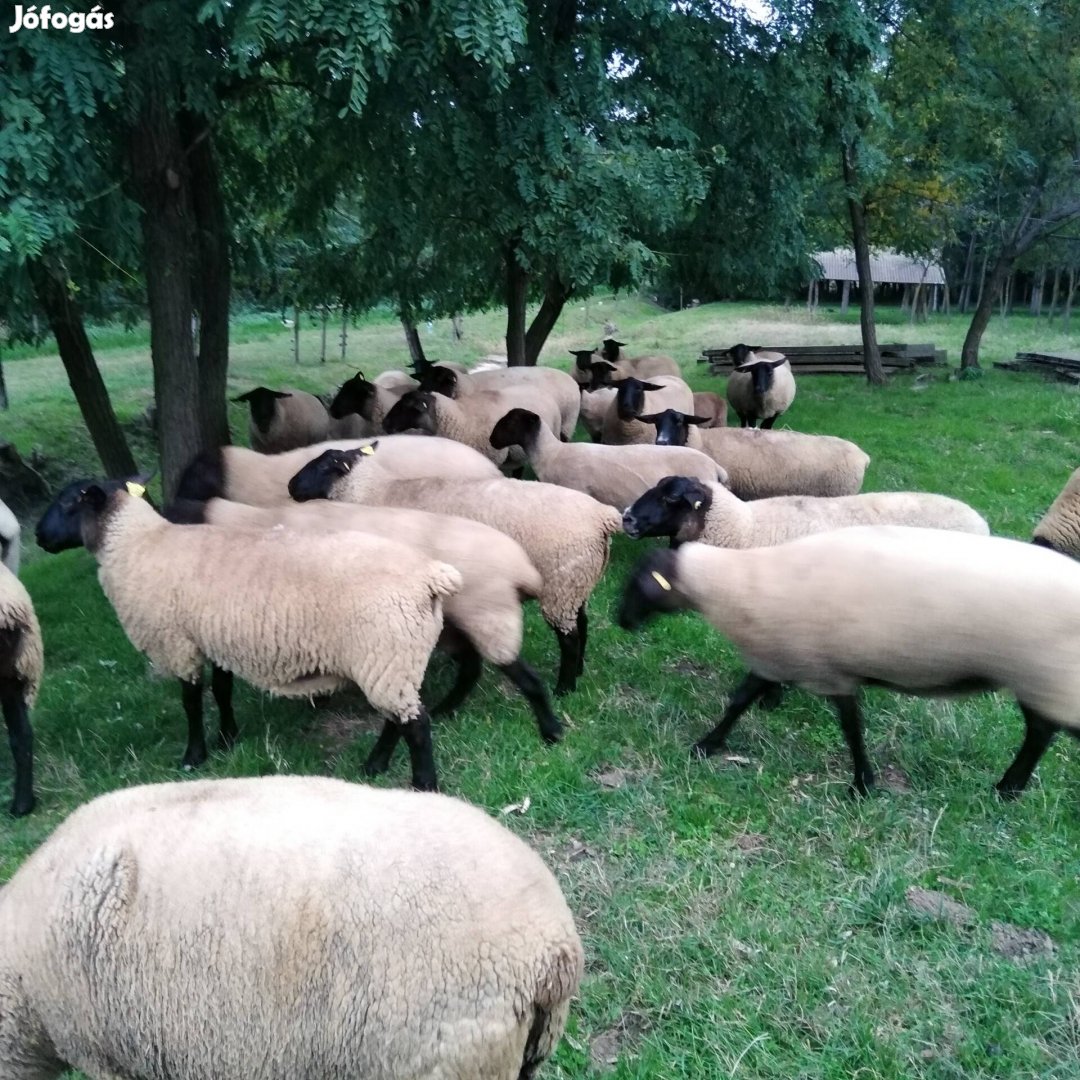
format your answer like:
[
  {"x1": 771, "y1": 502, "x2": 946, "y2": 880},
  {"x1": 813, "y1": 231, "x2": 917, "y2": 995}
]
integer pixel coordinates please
[
  {"x1": 601, "y1": 375, "x2": 696, "y2": 446},
  {"x1": 0, "y1": 562, "x2": 40, "y2": 817},
  {"x1": 232, "y1": 386, "x2": 332, "y2": 452},
  {"x1": 692, "y1": 391, "x2": 728, "y2": 429},
  {"x1": 384, "y1": 389, "x2": 562, "y2": 467},
  {"x1": 36, "y1": 479, "x2": 460, "y2": 791},
  {"x1": 618, "y1": 526, "x2": 1080, "y2": 798},
  {"x1": 328, "y1": 370, "x2": 420, "y2": 437},
  {"x1": 599, "y1": 338, "x2": 682, "y2": 380},
  {"x1": 0, "y1": 497, "x2": 20, "y2": 575},
  {"x1": 165, "y1": 496, "x2": 561, "y2": 743},
  {"x1": 289, "y1": 445, "x2": 622, "y2": 695},
  {"x1": 0, "y1": 776, "x2": 584, "y2": 1080},
  {"x1": 725, "y1": 346, "x2": 795, "y2": 429},
  {"x1": 1032, "y1": 467, "x2": 1080, "y2": 555},
  {"x1": 639, "y1": 409, "x2": 869, "y2": 499},
  {"x1": 490, "y1": 409, "x2": 728, "y2": 512},
  {"x1": 579, "y1": 386, "x2": 618, "y2": 442},
  {"x1": 175, "y1": 434, "x2": 500, "y2": 507},
  {"x1": 417, "y1": 362, "x2": 580, "y2": 442},
  {"x1": 623, "y1": 475, "x2": 989, "y2": 548}
]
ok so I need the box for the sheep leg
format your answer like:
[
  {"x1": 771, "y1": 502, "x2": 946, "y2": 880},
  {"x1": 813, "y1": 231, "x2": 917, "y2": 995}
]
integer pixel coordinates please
[
  {"x1": 432, "y1": 642, "x2": 483, "y2": 716},
  {"x1": 996, "y1": 704, "x2": 1058, "y2": 799},
  {"x1": 576, "y1": 607, "x2": 588, "y2": 676},
  {"x1": 499, "y1": 659, "x2": 563, "y2": 744},
  {"x1": 693, "y1": 672, "x2": 777, "y2": 757},
  {"x1": 363, "y1": 720, "x2": 402, "y2": 776},
  {"x1": 761, "y1": 415, "x2": 777, "y2": 430},
  {"x1": 552, "y1": 625, "x2": 580, "y2": 697},
  {"x1": 180, "y1": 676, "x2": 208, "y2": 770},
  {"x1": 0, "y1": 679, "x2": 34, "y2": 817},
  {"x1": 760, "y1": 683, "x2": 785, "y2": 710},
  {"x1": 400, "y1": 708, "x2": 438, "y2": 792},
  {"x1": 831, "y1": 694, "x2": 875, "y2": 796},
  {"x1": 211, "y1": 665, "x2": 237, "y2": 751}
]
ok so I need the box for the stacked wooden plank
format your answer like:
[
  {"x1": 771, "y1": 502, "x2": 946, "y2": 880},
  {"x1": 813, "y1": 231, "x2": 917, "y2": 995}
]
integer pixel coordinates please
[
  {"x1": 699, "y1": 343, "x2": 946, "y2": 376},
  {"x1": 994, "y1": 351, "x2": 1080, "y2": 384}
]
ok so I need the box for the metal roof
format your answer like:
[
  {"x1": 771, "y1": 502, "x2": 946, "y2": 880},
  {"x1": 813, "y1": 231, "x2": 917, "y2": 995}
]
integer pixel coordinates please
[{"x1": 812, "y1": 248, "x2": 946, "y2": 286}]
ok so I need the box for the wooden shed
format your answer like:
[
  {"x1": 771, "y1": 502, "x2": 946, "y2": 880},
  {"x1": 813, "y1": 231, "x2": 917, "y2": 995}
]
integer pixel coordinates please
[{"x1": 809, "y1": 248, "x2": 947, "y2": 314}]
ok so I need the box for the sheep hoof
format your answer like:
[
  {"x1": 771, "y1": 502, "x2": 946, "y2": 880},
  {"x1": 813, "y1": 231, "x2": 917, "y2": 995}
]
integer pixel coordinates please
[
  {"x1": 217, "y1": 732, "x2": 238, "y2": 752},
  {"x1": 690, "y1": 740, "x2": 717, "y2": 759},
  {"x1": 180, "y1": 748, "x2": 207, "y2": 771},
  {"x1": 9, "y1": 794, "x2": 35, "y2": 818},
  {"x1": 412, "y1": 776, "x2": 439, "y2": 793},
  {"x1": 847, "y1": 776, "x2": 874, "y2": 798},
  {"x1": 554, "y1": 682, "x2": 576, "y2": 698},
  {"x1": 541, "y1": 725, "x2": 563, "y2": 746},
  {"x1": 995, "y1": 782, "x2": 1023, "y2": 801},
  {"x1": 363, "y1": 759, "x2": 389, "y2": 778}
]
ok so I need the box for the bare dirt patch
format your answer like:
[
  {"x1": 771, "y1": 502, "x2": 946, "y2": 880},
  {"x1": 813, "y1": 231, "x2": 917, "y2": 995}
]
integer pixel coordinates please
[{"x1": 589, "y1": 1011, "x2": 651, "y2": 1073}]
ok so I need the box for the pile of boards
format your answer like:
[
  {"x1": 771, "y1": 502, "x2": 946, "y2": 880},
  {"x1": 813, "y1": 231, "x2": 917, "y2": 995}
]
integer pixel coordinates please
[
  {"x1": 994, "y1": 351, "x2": 1080, "y2": 384},
  {"x1": 700, "y1": 343, "x2": 946, "y2": 376}
]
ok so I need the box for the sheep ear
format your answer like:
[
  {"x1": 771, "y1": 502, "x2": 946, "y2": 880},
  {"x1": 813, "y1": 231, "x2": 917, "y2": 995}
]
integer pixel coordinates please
[
  {"x1": 637, "y1": 412, "x2": 661, "y2": 424},
  {"x1": 78, "y1": 484, "x2": 109, "y2": 511},
  {"x1": 354, "y1": 371, "x2": 367, "y2": 381},
  {"x1": 686, "y1": 414, "x2": 712, "y2": 426},
  {"x1": 639, "y1": 382, "x2": 665, "y2": 392}
]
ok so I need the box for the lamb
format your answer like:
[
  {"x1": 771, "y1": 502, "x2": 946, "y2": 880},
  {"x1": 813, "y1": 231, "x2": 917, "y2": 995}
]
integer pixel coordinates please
[
  {"x1": 601, "y1": 375, "x2": 696, "y2": 446},
  {"x1": 724, "y1": 345, "x2": 796, "y2": 428},
  {"x1": 232, "y1": 386, "x2": 331, "y2": 452},
  {"x1": 638, "y1": 409, "x2": 870, "y2": 499},
  {"x1": 165, "y1": 496, "x2": 562, "y2": 743},
  {"x1": 0, "y1": 496, "x2": 20, "y2": 575},
  {"x1": 176, "y1": 433, "x2": 500, "y2": 507},
  {"x1": 0, "y1": 562, "x2": 40, "y2": 817},
  {"x1": 1032, "y1": 467, "x2": 1080, "y2": 555},
  {"x1": 36, "y1": 479, "x2": 461, "y2": 791},
  {"x1": 289, "y1": 444, "x2": 623, "y2": 695},
  {"x1": 692, "y1": 391, "x2": 728, "y2": 428},
  {"x1": 599, "y1": 338, "x2": 682, "y2": 380},
  {"x1": 328, "y1": 369, "x2": 420, "y2": 437},
  {"x1": 416, "y1": 360, "x2": 581, "y2": 442},
  {"x1": 617, "y1": 526, "x2": 1080, "y2": 798},
  {"x1": 490, "y1": 409, "x2": 728, "y2": 512},
  {"x1": 383, "y1": 389, "x2": 562, "y2": 467},
  {"x1": 0, "y1": 775, "x2": 584, "y2": 1080},
  {"x1": 623, "y1": 475, "x2": 989, "y2": 547}
]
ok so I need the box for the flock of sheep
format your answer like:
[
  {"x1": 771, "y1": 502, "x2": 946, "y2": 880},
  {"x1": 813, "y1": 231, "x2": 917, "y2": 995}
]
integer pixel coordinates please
[{"x1": 3, "y1": 337, "x2": 1080, "y2": 1078}]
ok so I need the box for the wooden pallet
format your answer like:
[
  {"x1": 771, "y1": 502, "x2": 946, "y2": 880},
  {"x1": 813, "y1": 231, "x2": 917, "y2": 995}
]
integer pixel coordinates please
[
  {"x1": 995, "y1": 351, "x2": 1080, "y2": 384},
  {"x1": 700, "y1": 343, "x2": 946, "y2": 375}
]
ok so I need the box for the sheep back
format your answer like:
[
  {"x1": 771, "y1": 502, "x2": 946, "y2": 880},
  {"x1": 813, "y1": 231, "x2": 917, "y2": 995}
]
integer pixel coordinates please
[
  {"x1": 1033, "y1": 467, "x2": 1080, "y2": 555},
  {"x1": 0, "y1": 498, "x2": 20, "y2": 576},
  {"x1": 0, "y1": 564, "x2": 43, "y2": 705},
  {"x1": 236, "y1": 387, "x2": 332, "y2": 453}
]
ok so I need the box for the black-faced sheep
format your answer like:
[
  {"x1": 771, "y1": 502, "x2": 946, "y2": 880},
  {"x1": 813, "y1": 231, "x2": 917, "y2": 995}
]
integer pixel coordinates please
[
  {"x1": 599, "y1": 338, "x2": 682, "y2": 380},
  {"x1": 600, "y1": 375, "x2": 695, "y2": 446},
  {"x1": 724, "y1": 346, "x2": 795, "y2": 428},
  {"x1": 232, "y1": 386, "x2": 331, "y2": 452},
  {"x1": 328, "y1": 370, "x2": 419, "y2": 437}
]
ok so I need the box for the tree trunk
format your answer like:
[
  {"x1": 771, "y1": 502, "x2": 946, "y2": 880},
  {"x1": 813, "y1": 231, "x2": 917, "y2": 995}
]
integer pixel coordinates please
[
  {"x1": 293, "y1": 304, "x2": 300, "y2": 363},
  {"x1": 129, "y1": 93, "x2": 202, "y2": 502},
  {"x1": 400, "y1": 313, "x2": 426, "y2": 367},
  {"x1": 1030, "y1": 267, "x2": 1045, "y2": 316},
  {"x1": 27, "y1": 258, "x2": 137, "y2": 476},
  {"x1": 0, "y1": 350, "x2": 7, "y2": 410},
  {"x1": 320, "y1": 306, "x2": 328, "y2": 362},
  {"x1": 524, "y1": 275, "x2": 573, "y2": 366},
  {"x1": 974, "y1": 244, "x2": 990, "y2": 310},
  {"x1": 451, "y1": 314, "x2": 464, "y2": 341},
  {"x1": 184, "y1": 115, "x2": 231, "y2": 448},
  {"x1": 340, "y1": 307, "x2": 348, "y2": 362},
  {"x1": 1048, "y1": 267, "x2": 1061, "y2": 321},
  {"x1": 839, "y1": 279, "x2": 851, "y2": 313},
  {"x1": 958, "y1": 233, "x2": 976, "y2": 313},
  {"x1": 505, "y1": 242, "x2": 529, "y2": 367},
  {"x1": 1065, "y1": 267, "x2": 1077, "y2": 331},
  {"x1": 961, "y1": 252, "x2": 1015, "y2": 368},
  {"x1": 842, "y1": 145, "x2": 885, "y2": 385}
]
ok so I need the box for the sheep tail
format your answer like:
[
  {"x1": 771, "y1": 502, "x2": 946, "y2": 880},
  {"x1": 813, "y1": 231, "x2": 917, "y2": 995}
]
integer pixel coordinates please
[
  {"x1": 518, "y1": 941, "x2": 582, "y2": 1079},
  {"x1": 427, "y1": 562, "x2": 464, "y2": 601}
]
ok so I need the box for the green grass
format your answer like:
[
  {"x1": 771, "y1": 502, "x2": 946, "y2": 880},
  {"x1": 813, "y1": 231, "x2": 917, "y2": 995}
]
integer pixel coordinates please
[{"x1": 4, "y1": 297, "x2": 1080, "y2": 1078}]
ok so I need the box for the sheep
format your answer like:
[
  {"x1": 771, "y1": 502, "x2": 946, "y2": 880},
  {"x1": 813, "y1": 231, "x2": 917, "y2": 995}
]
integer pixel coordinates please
[
  {"x1": 328, "y1": 369, "x2": 420, "y2": 437},
  {"x1": 1032, "y1": 467, "x2": 1080, "y2": 555},
  {"x1": 638, "y1": 409, "x2": 870, "y2": 499},
  {"x1": 176, "y1": 433, "x2": 500, "y2": 507},
  {"x1": 623, "y1": 475, "x2": 990, "y2": 548},
  {"x1": 579, "y1": 386, "x2": 618, "y2": 442},
  {"x1": 569, "y1": 347, "x2": 600, "y2": 386},
  {"x1": 0, "y1": 775, "x2": 584, "y2": 1080},
  {"x1": 0, "y1": 496, "x2": 20, "y2": 575},
  {"x1": 724, "y1": 346, "x2": 796, "y2": 428},
  {"x1": 288, "y1": 444, "x2": 623, "y2": 695},
  {"x1": 599, "y1": 338, "x2": 682, "y2": 380},
  {"x1": 165, "y1": 496, "x2": 562, "y2": 743},
  {"x1": 0, "y1": 562, "x2": 40, "y2": 817},
  {"x1": 692, "y1": 391, "x2": 728, "y2": 428},
  {"x1": 383, "y1": 389, "x2": 562, "y2": 468},
  {"x1": 232, "y1": 386, "x2": 331, "y2": 452},
  {"x1": 617, "y1": 525, "x2": 1080, "y2": 798},
  {"x1": 600, "y1": 374, "x2": 695, "y2": 446},
  {"x1": 416, "y1": 361, "x2": 580, "y2": 442},
  {"x1": 36, "y1": 478, "x2": 462, "y2": 791},
  {"x1": 490, "y1": 408, "x2": 728, "y2": 513}
]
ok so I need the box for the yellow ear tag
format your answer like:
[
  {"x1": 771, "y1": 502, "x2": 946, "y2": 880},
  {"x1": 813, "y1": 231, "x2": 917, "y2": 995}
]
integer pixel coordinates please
[
  {"x1": 693, "y1": 500, "x2": 702, "y2": 510},
  {"x1": 126, "y1": 482, "x2": 146, "y2": 499},
  {"x1": 651, "y1": 571, "x2": 672, "y2": 591},
  {"x1": 360, "y1": 445, "x2": 376, "y2": 456}
]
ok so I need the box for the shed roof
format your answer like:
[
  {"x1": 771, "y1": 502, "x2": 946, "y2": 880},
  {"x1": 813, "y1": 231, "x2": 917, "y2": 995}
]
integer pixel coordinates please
[{"x1": 813, "y1": 248, "x2": 946, "y2": 286}]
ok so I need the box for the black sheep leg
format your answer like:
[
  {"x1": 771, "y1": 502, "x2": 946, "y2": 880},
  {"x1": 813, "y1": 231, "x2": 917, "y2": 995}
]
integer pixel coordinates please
[
  {"x1": 761, "y1": 415, "x2": 778, "y2": 430},
  {"x1": 364, "y1": 720, "x2": 402, "y2": 777},
  {"x1": 552, "y1": 622, "x2": 580, "y2": 697},
  {"x1": 693, "y1": 672, "x2": 778, "y2": 757},
  {"x1": 831, "y1": 694, "x2": 875, "y2": 796},
  {"x1": 432, "y1": 642, "x2": 484, "y2": 716},
  {"x1": 1, "y1": 679, "x2": 35, "y2": 817},
  {"x1": 996, "y1": 704, "x2": 1058, "y2": 798},
  {"x1": 401, "y1": 708, "x2": 438, "y2": 792},
  {"x1": 575, "y1": 606, "x2": 588, "y2": 676},
  {"x1": 180, "y1": 675, "x2": 208, "y2": 769},
  {"x1": 211, "y1": 665, "x2": 237, "y2": 751},
  {"x1": 499, "y1": 659, "x2": 563, "y2": 743}
]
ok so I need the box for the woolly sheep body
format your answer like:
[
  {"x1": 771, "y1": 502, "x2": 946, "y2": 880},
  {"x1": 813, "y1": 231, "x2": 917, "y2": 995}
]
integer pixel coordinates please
[
  {"x1": 600, "y1": 340, "x2": 681, "y2": 380},
  {"x1": 235, "y1": 387, "x2": 332, "y2": 452},
  {"x1": 177, "y1": 434, "x2": 500, "y2": 507},
  {"x1": 602, "y1": 376, "x2": 695, "y2": 446},
  {"x1": 578, "y1": 387, "x2": 617, "y2": 441},
  {"x1": 691, "y1": 391, "x2": 728, "y2": 428},
  {"x1": 1033, "y1": 467, "x2": 1080, "y2": 555},
  {"x1": 625, "y1": 479, "x2": 988, "y2": 547},
  {"x1": 0, "y1": 497, "x2": 20, "y2": 575},
  {"x1": 724, "y1": 352, "x2": 795, "y2": 428},
  {"x1": 329, "y1": 370, "x2": 420, "y2": 437},
  {"x1": 0, "y1": 776, "x2": 584, "y2": 1080},
  {"x1": 0, "y1": 562, "x2": 41, "y2": 816}
]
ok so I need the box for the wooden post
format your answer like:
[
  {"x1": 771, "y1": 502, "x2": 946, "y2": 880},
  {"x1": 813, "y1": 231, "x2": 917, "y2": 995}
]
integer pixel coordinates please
[
  {"x1": 340, "y1": 306, "x2": 348, "y2": 362},
  {"x1": 293, "y1": 303, "x2": 300, "y2": 364},
  {"x1": 807, "y1": 281, "x2": 814, "y2": 312},
  {"x1": 840, "y1": 279, "x2": 851, "y2": 313},
  {"x1": 320, "y1": 305, "x2": 328, "y2": 363}
]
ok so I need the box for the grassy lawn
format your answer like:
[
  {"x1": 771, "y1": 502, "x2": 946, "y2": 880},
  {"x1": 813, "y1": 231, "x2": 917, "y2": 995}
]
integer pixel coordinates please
[{"x1": 3, "y1": 297, "x2": 1080, "y2": 1078}]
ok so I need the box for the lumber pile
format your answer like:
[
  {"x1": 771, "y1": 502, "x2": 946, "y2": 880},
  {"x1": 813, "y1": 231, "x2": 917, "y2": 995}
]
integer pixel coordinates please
[
  {"x1": 699, "y1": 343, "x2": 946, "y2": 376},
  {"x1": 994, "y1": 351, "x2": 1080, "y2": 384}
]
